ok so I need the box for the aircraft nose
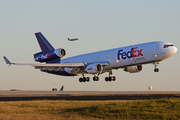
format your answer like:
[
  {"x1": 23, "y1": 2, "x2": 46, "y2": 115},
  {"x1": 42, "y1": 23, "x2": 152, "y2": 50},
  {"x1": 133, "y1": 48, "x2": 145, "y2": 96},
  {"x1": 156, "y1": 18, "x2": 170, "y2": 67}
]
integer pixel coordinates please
[{"x1": 173, "y1": 46, "x2": 177, "y2": 54}]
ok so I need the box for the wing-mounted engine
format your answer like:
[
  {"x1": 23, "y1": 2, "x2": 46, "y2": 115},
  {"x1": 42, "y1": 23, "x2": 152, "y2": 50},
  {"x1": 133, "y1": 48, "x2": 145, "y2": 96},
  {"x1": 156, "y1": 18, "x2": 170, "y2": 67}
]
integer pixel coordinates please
[
  {"x1": 124, "y1": 65, "x2": 142, "y2": 73},
  {"x1": 34, "y1": 48, "x2": 66, "y2": 62},
  {"x1": 85, "y1": 63, "x2": 103, "y2": 74}
]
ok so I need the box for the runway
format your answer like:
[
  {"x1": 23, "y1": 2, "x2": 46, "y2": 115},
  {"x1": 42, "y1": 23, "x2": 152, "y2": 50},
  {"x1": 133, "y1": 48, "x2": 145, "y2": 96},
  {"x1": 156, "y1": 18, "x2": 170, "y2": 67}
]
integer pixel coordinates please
[{"x1": 0, "y1": 91, "x2": 180, "y2": 101}]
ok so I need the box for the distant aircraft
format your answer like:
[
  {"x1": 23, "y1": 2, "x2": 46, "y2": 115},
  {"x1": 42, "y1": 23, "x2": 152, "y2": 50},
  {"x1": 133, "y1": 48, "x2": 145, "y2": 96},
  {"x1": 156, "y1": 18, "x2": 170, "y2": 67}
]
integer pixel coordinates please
[
  {"x1": 67, "y1": 38, "x2": 78, "y2": 41},
  {"x1": 60, "y1": 86, "x2": 64, "y2": 91},
  {"x1": 3, "y1": 32, "x2": 177, "y2": 83}
]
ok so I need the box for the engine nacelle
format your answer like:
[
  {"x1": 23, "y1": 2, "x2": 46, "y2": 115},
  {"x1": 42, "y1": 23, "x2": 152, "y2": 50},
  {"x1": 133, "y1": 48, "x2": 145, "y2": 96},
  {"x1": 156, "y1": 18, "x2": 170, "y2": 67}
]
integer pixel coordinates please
[
  {"x1": 85, "y1": 63, "x2": 103, "y2": 74},
  {"x1": 54, "y1": 48, "x2": 66, "y2": 58},
  {"x1": 34, "y1": 48, "x2": 66, "y2": 62},
  {"x1": 124, "y1": 65, "x2": 142, "y2": 73}
]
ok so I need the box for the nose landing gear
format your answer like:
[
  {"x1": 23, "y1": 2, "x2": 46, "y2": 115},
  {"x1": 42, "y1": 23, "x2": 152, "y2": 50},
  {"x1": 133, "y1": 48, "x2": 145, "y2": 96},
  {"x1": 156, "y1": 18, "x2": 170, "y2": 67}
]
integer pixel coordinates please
[{"x1": 154, "y1": 62, "x2": 159, "y2": 72}]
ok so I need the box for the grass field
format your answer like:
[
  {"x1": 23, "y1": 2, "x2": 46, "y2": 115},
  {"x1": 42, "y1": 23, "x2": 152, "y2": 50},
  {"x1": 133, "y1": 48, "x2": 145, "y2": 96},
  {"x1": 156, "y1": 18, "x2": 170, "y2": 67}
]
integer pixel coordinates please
[{"x1": 0, "y1": 98, "x2": 180, "y2": 120}]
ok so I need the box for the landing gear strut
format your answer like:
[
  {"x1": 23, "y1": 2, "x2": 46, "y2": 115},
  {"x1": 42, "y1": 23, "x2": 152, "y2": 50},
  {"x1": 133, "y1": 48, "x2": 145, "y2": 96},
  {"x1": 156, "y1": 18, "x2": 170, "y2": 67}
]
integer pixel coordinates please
[{"x1": 154, "y1": 62, "x2": 159, "y2": 72}]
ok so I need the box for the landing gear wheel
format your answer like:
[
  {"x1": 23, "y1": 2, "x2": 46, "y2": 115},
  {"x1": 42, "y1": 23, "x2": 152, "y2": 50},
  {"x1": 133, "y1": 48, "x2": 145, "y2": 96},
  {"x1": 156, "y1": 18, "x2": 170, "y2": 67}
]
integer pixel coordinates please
[
  {"x1": 83, "y1": 77, "x2": 87, "y2": 82},
  {"x1": 105, "y1": 77, "x2": 109, "y2": 82},
  {"x1": 109, "y1": 77, "x2": 112, "y2": 81},
  {"x1": 93, "y1": 77, "x2": 96, "y2": 81},
  {"x1": 93, "y1": 76, "x2": 99, "y2": 81},
  {"x1": 79, "y1": 78, "x2": 83, "y2": 82},
  {"x1": 113, "y1": 76, "x2": 116, "y2": 81},
  {"x1": 154, "y1": 68, "x2": 159, "y2": 72},
  {"x1": 86, "y1": 77, "x2": 90, "y2": 82}
]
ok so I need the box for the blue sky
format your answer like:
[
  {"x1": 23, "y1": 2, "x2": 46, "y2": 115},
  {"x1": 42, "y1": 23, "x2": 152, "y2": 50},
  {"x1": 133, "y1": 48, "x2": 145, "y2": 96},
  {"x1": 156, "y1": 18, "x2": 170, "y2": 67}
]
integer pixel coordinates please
[{"x1": 0, "y1": 0, "x2": 179, "y2": 91}]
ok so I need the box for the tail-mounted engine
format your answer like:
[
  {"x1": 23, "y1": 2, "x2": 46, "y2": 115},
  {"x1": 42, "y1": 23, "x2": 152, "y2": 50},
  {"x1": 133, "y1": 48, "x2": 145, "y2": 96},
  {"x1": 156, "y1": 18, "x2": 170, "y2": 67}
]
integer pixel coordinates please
[
  {"x1": 85, "y1": 63, "x2": 103, "y2": 74},
  {"x1": 34, "y1": 48, "x2": 66, "y2": 62},
  {"x1": 124, "y1": 65, "x2": 142, "y2": 73}
]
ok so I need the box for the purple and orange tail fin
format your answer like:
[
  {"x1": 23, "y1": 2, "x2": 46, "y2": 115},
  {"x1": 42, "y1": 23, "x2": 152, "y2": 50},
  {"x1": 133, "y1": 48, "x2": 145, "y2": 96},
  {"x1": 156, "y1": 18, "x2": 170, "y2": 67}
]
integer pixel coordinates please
[{"x1": 35, "y1": 32, "x2": 54, "y2": 52}]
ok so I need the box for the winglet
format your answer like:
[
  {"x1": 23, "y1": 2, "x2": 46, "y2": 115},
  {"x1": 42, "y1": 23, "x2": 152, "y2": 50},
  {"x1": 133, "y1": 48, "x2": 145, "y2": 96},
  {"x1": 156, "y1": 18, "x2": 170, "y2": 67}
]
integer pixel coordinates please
[{"x1": 3, "y1": 56, "x2": 13, "y2": 66}]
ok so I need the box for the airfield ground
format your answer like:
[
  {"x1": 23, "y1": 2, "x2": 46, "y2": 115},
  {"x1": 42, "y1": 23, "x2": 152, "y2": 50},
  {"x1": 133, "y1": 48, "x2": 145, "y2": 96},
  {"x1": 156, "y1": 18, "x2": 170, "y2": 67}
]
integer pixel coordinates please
[
  {"x1": 0, "y1": 97, "x2": 180, "y2": 119},
  {"x1": 0, "y1": 91, "x2": 180, "y2": 119}
]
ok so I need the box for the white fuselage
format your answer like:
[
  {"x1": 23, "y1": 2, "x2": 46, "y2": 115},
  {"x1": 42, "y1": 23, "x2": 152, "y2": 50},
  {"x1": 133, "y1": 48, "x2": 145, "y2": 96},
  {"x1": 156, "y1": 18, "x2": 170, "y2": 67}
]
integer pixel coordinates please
[{"x1": 61, "y1": 41, "x2": 177, "y2": 73}]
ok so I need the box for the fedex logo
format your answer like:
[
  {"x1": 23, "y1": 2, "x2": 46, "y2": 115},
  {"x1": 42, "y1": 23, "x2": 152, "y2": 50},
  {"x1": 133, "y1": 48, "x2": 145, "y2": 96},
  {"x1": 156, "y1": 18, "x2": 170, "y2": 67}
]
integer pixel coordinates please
[
  {"x1": 117, "y1": 47, "x2": 143, "y2": 60},
  {"x1": 40, "y1": 54, "x2": 51, "y2": 59},
  {"x1": 87, "y1": 67, "x2": 93, "y2": 70}
]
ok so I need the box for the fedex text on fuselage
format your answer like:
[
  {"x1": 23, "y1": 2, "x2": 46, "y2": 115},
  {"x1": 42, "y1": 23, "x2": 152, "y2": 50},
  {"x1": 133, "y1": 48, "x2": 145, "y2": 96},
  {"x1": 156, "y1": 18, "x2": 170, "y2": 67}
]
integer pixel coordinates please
[{"x1": 117, "y1": 47, "x2": 143, "y2": 60}]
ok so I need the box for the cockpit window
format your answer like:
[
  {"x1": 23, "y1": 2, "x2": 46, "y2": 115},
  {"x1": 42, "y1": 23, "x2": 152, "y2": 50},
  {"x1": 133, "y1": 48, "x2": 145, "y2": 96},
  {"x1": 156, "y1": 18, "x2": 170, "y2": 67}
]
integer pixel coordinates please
[
  {"x1": 164, "y1": 44, "x2": 173, "y2": 48},
  {"x1": 164, "y1": 45, "x2": 168, "y2": 48}
]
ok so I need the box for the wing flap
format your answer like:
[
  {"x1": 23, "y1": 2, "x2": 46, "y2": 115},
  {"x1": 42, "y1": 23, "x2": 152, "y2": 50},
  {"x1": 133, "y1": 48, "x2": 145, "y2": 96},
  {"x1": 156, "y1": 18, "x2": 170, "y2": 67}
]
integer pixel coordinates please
[{"x1": 34, "y1": 66, "x2": 64, "y2": 71}]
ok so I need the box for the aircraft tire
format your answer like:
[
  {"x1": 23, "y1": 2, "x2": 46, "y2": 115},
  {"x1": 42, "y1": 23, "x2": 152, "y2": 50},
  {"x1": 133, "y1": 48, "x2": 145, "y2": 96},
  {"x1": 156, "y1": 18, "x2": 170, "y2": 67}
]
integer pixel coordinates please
[
  {"x1": 93, "y1": 77, "x2": 99, "y2": 81},
  {"x1": 109, "y1": 77, "x2": 112, "y2": 82},
  {"x1": 79, "y1": 78, "x2": 83, "y2": 82},
  {"x1": 93, "y1": 77, "x2": 96, "y2": 81},
  {"x1": 113, "y1": 76, "x2": 116, "y2": 81},
  {"x1": 83, "y1": 77, "x2": 87, "y2": 82},
  {"x1": 86, "y1": 77, "x2": 90, "y2": 82},
  {"x1": 154, "y1": 68, "x2": 159, "y2": 72},
  {"x1": 96, "y1": 77, "x2": 99, "y2": 81},
  {"x1": 105, "y1": 77, "x2": 109, "y2": 82}
]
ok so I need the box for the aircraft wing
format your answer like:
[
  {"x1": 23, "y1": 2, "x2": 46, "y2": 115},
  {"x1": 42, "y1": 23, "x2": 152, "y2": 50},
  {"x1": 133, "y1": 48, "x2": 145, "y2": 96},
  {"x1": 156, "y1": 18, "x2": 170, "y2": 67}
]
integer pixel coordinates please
[
  {"x1": 3, "y1": 56, "x2": 109, "y2": 71},
  {"x1": 33, "y1": 63, "x2": 85, "y2": 71}
]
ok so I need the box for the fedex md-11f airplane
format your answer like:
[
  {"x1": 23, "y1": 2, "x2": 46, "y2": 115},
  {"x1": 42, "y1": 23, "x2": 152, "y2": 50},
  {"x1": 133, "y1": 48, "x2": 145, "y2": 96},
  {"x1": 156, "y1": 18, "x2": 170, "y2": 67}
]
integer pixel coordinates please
[{"x1": 3, "y1": 32, "x2": 177, "y2": 82}]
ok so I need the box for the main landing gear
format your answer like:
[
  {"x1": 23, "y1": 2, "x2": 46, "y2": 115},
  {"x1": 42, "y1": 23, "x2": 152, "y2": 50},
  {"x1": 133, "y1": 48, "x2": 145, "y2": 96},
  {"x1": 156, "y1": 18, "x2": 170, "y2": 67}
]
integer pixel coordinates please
[
  {"x1": 105, "y1": 70, "x2": 116, "y2": 82},
  {"x1": 79, "y1": 72, "x2": 90, "y2": 82},
  {"x1": 79, "y1": 77, "x2": 90, "y2": 82},
  {"x1": 105, "y1": 76, "x2": 116, "y2": 82},
  {"x1": 154, "y1": 62, "x2": 159, "y2": 72},
  {"x1": 79, "y1": 70, "x2": 116, "y2": 82}
]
